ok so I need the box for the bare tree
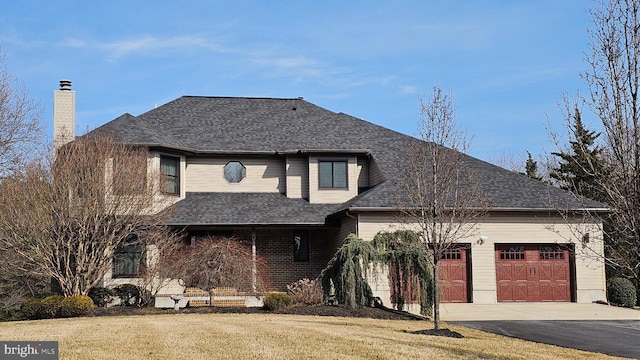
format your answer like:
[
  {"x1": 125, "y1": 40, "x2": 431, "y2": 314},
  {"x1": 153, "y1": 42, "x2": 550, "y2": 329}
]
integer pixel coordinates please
[
  {"x1": 161, "y1": 236, "x2": 269, "y2": 293},
  {"x1": 547, "y1": 0, "x2": 640, "y2": 291},
  {"x1": 487, "y1": 151, "x2": 526, "y2": 173},
  {"x1": 0, "y1": 133, "x2": 178, "y2": 296},
  {"x1": 0, "y1": 47, "x2": 43, "y2": 177},
  {"x1": 398, "y1": 85, "x2": 488, "y2": 330}
]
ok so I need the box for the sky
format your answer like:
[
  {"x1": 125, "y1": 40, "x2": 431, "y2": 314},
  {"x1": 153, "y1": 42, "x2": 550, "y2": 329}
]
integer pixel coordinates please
[{"x1": 0, "y1": 1, "x2": 595, "y2": 167}]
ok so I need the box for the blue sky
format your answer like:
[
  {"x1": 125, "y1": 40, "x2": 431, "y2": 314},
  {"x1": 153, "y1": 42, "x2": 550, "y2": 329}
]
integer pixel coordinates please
[{"x1": 0, "y1": 1, "x2": 593, "y2": 166}]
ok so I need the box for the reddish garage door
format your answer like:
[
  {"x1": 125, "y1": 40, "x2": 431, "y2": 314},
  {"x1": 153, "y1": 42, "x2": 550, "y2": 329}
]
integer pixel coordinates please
[
  {"x1": 496, "y1": 245, "x2": 571, "y2": 302},
  {"x1": 438, "y1": 246, "x2": 470, "y2": 303}
]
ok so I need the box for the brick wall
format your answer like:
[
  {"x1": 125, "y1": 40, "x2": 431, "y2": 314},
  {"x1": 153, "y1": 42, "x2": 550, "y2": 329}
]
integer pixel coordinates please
[{"x1": 233, "y1": 228, "x2": 330, "y2": 291}]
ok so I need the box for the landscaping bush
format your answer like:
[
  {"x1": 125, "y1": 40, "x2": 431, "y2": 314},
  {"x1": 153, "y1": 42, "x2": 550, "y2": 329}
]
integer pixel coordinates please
[
  {"x1": 20, "y1": 298, "x2": 42, "y2": 320},
  {"x1": 38, "y1": 295, "x2": 64, "y2": 319},
  {"x1": 287, "y1": 278, "x2": 323, "y2": 305},
  {"x1": 607, "y1": 277, "x2": 637, "y2": 308},
  {"x1": 263, "y1": 293, "x2": 293, "y2": 311},
  {"x1": 88, "y1": 287, "x2": 114, "y2": 307},
  {"x1": 114, "y1": 284, "x2": 141, "y2": 306},
  {"x1": 59, "y1": 296, "x2": 95, "y2": 317}
]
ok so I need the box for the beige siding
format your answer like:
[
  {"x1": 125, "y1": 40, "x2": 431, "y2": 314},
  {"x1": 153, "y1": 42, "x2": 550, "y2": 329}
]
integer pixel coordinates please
[
  {"x1": 186, "y1": 157, "x2": 285, "y2": 193},
  {"x1": 368, "y1": 158, "x2": 385, "y2": 186},
  {"x1": 356, "y1": 212, "x2": 606, "y2": 304},
  {"x1": 357, "y1": 157, "x2": 369, "y2": 189},
  {"x1": 308, "y1": 156, "x2": 358, "y2": 204},
  {"x1": 286, "y1": 156, "x2": 309, "y2": 199},
  {"x1": 337, "y1": 215, "x2": 358, "y2": 244}
]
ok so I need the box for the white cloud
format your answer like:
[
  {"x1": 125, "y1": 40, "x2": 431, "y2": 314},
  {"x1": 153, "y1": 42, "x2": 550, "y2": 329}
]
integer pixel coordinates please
[{"x1": 61, "y1": 34, "x2": 230, "y2": 60}]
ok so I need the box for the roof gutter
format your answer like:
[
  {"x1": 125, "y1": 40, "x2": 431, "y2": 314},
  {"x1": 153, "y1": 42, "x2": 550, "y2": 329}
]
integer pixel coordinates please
[{"x1": 135, "y1": 144, "x2": 372, "y2": 157}]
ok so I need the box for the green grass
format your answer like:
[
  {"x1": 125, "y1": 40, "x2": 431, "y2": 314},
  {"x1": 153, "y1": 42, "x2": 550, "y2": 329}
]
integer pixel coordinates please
[{"x1": 0, "y1": 313, "x2": 625, "y2": 359}]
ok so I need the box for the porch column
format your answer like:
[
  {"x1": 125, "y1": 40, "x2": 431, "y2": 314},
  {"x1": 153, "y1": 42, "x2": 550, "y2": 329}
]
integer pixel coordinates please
[{"x1": 251, "y1": 228, "x2": 257, "y2": 292}]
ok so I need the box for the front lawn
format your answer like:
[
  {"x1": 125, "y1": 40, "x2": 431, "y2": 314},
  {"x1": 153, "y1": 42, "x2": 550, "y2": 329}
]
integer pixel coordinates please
[{"x1": 0, "y1": 313, "x2": 623, "y2": 359}]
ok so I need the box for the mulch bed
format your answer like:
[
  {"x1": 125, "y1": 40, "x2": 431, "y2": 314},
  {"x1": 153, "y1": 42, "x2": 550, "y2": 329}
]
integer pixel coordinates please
[
  {"x1": 93, "y1": 304, "x2": 425, "y2": 321},
  {"x1": 412, "y1": 328, "x2": 464, "y2": 338}
]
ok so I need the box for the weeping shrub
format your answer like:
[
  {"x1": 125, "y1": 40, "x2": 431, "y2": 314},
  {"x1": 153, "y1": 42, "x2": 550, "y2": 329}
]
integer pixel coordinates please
[
  {"x1": 372, "y1": 230, "x2": 434, "y2": 316},
  {"x1": 320, "y1": 234, "x2": 376, "y2": 308}
]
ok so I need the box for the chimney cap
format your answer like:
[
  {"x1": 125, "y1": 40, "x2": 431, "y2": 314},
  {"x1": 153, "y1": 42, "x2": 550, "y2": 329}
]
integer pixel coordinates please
[{"x1": 59, "y1": 80, "x2": 72, "y2": 91}]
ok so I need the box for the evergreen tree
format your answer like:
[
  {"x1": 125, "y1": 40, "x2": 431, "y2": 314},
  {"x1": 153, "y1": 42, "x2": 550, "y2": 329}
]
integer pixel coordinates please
[
  {"x1": 525, "y1": 151, "x2": 543, "y2": 181},
  {"x1": 549, "y1": 108, "x2": 605, "y2": 202}
]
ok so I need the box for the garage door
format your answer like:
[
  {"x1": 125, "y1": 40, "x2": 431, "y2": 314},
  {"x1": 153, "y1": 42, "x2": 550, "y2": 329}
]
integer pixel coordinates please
[
  {"x1": 496, "y1": 244, "x2": 571, "y2": 302},
  {"x1": 438, "y1": 246, "x2": 469, "y2": 303}
]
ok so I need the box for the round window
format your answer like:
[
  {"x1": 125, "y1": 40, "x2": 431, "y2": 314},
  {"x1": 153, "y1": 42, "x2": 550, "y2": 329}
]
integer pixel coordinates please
[{"x1": 224, "y1": 161, "x2": 246, "y2": 183}]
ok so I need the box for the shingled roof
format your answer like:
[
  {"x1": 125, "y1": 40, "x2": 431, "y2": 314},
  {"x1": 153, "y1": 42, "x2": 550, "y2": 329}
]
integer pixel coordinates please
[{"x1": 94, "y1": 96, "x2": 606, "y2": 225}]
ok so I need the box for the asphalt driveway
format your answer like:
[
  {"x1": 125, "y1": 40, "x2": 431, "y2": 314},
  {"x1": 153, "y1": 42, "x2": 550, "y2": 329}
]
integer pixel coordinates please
[
  {"x1": 450, "y1": 320, "x2": 640, "y2": 359},
  {"x1": 440, "y1": 303, "x2": 640, "y2": 359}
]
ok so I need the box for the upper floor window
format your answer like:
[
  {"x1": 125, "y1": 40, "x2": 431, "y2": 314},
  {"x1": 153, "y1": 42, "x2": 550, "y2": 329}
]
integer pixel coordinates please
[
  {"x1": 319, "y1": 160, "x2": 347, "y2": 188},
  {"x1": 224, "y1": 161, "x2": 246, "y2": 183},
  {"x1": 160, "y1": 155, "x2": 180, "y2": 195}
]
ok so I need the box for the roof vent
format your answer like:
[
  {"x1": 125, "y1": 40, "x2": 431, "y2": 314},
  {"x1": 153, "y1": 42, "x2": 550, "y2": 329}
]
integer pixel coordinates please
[{"x1": 59, "y1": 80, "x2": 72, "y2": 91}]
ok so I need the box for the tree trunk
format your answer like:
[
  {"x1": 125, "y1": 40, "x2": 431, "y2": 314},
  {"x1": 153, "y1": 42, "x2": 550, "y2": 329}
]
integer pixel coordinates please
[{"x1": 433, "y1": 257, "x2": 440, "y2": 330}]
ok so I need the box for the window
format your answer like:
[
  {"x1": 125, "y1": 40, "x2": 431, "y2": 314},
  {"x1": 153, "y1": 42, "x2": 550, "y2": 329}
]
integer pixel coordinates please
[
  {"x1": 499, "y1": 246, "x2": 525, "y2": 260},
  {"x1": 113, "y1": 236, "x2": 145, "y2": 278},
  {"x1": 539, "y1": 246, "x2": 564, "y2": 260},
  {"x1": 319, "y1": 160, "x2": 347, "y2": 188},
  {"x1": 160, "y1": 155, "x2": 180, "y2": 195},
  {"x1": 441, "y1": 248, "x2": 461, "y2": 260},
  {"x1": 224, "y1": 161, "x2": 246, "y2": 183},
  {"x1": 293, "y1": 230, "x2": 309, "y2": 262}
]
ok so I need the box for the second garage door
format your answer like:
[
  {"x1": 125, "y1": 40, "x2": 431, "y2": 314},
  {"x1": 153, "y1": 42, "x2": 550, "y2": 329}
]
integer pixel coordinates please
[
  {"x1": 438, "y1": 246, "x2": 470, "y2": 303},
  {"x1": 495, "y1": 244, "x2": 571, "y2": 302}
]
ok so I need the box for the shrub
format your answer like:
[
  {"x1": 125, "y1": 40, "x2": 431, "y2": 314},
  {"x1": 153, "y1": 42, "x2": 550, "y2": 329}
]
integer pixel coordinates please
[
  {"x1": 114, "y1": 284, "x2": 141, "y2": 307},
  {"x1": 607, "y1": 277, "x2": 637, "y2": 308},
  {"x1": 88, "y1": 287, "x2": 114, "y2": 307},
  {"x1": 59, "y1": 296, "x2": 95, "y2": 317},
  {"x1": 263, "y1": 292, "x2": 293, "y2": 311},
  {"x1": 38, "y1": 295, "x2": 64, "y2": 319},
  {"x1": 287, "y1": 278, "x2": 323, "y2": 305},
  {"x1": 20, "y1": 298, "x2": 42, "y2": 320}
]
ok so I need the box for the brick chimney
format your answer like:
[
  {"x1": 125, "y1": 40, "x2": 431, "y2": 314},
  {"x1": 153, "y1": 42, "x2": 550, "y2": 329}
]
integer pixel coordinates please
[{"x1": 53, "y1": 79, "x2": 75, "y2": 150}]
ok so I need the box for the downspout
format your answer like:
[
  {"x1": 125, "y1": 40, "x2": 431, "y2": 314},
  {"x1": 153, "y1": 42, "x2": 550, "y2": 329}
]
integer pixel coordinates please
[{"x1": 251, "y1": 228, "x2": 257, "y2": 293}]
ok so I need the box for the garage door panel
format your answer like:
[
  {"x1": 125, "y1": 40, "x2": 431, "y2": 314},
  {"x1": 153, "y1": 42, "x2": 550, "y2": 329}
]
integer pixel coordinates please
[
  {"x1": 498, "y1": 281, "x2": 528, "y2": 302},
  {"x1": 496, "y1": 245, "x2": 571, "y2": 302},
  {"x1": 438, "y1": 247, "x2": 469, "y2": 303}
]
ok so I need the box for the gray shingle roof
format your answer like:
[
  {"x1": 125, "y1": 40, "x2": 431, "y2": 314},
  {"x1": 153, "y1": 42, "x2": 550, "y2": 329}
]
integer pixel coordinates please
[
  {"x1": 165, "y1": 192, "x2": 340, "y2": 226},
  {"x1": 94, "y1": 96, "x2": 606, "y2": 226}
]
